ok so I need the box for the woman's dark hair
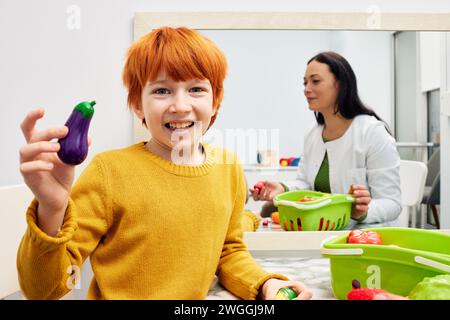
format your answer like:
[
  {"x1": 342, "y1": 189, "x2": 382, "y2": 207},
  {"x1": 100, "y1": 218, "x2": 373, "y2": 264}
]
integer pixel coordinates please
[{"x1": 307, "y1": 51, "x2": 386, "y2": 127}]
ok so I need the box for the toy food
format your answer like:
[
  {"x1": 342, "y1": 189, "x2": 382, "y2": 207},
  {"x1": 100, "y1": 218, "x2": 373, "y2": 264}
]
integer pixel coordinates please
[
  {"x1": 347, "y1": 229, "x2": 383, "y2": 245},
  {"x1": 347, "y1": 280, "x2": 388, "y2": 300},
  {"x1": 298, "y1": 197, "x2": 315, "y2": 202},
  {"x1": 408, "y1": 274, "x2": 450, "y2": 300},
  {"x1": 253, "y1": 182, "x2": 264, "y2": 191},
  {"x1": 58, "y1": 101, "x2": 96, "y2": 165},
  {"x1": 275, "y1": 287, "x2": 298, "y2": 300},
  {"x1": 271, "y1": 211, "x2": 280, "y2": 224},
  {"x1": 347, "y1": 287, "x2": 389, "y2": 300}
]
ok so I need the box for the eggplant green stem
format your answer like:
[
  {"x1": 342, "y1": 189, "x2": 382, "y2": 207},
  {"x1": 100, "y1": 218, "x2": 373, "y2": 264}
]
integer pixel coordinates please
[{"x1": 74, "y1": 100, "x2": 96, "y2": 118}]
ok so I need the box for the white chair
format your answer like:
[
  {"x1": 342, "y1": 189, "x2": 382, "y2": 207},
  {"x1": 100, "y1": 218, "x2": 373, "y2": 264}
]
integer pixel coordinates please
[
  {"x1": 0, "y1": 184, "x2": 33, "y2": 299},
  {"x1": 398, "y1": 160, "x2": 428, "y2": 228}
]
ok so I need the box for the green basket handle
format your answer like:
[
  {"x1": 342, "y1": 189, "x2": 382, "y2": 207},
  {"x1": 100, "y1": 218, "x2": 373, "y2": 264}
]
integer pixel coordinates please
[
  {"x1": 320, "y1": 247, "x2": 364, "y2": 256},
  {"x1": 414, "y1": 256, "x2": 450, "y2": 273},
  {"x1": 274, "y1": 198, "x2": 333, "y2": 209},
  {"x1": 274, "y1": 195, "x2": 355, "y2": 210}
]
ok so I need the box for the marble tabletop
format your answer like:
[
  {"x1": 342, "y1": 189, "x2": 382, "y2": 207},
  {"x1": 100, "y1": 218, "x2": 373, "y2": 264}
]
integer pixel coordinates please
[
  {"x1": 206, "y1": 254, "x2": 335, "y2": 300},
  {"x1": 206, "y1": 219, "x2": 337, "y2": 300}
]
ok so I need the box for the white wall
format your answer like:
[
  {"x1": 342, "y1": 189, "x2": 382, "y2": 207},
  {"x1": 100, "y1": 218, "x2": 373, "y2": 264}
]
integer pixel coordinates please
[
  {"x1": 420, "y1": 32, "x2": 441, "y2": 92},
  {"x1": 2, "y1": 0, "x2": 450, "y2": 187},
  {"x1": 201, "y1": 30, "x2": 393, "y2": 165},
  {"x1": 203, "y1": 30, "x2": 327, "y2": 164},
  {"x1": 330, "y1": 31, "x2": 394, "y2": 127}
]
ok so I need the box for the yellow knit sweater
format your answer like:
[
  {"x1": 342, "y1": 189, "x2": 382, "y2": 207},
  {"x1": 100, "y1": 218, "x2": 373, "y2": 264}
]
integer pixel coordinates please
[{"x1": 17, "y1": 142, "x2": 286, "y2": 300}]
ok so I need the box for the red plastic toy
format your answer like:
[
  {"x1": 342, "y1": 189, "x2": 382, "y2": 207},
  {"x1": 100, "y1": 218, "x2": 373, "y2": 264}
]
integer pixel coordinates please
[
  {"x1": 298, "y1": 197, "x2": 315, "y2": 202},
  {"x1": 347, "y1": 288, "x2": 388, "y2": 300},
  {"x1": 279, "y1": 157, "x2": 299, "y2": 167},
  {"x1": 347, "y1": 279, "x2": 388, "y2": 300},
  {"x1": 347, "y1": 229, "x2": 383, "y2": 245},
  {"x1": 253, "y1": 182, "x2": 265, "y2": 192}
]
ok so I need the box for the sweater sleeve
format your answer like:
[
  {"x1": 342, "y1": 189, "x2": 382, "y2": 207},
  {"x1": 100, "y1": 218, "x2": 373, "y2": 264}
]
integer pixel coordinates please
[
  {"x1": 240, "y1": 210, "x2": 261, "y2": 232},
  {"x1": 217, "y1": 161, "x2": 288, "y2": 300},
  {"x1": 361, "y1": 124, "x2": 402, "y2": 224},
  {"x1": 17, "y1": 156, "x2": 111, "y2": 299}
]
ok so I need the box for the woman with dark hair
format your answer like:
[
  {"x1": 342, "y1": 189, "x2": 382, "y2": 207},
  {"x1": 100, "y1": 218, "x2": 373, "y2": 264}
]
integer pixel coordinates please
[{"x1": 252, "y1": 51, "x2": 402, "y2": 228}]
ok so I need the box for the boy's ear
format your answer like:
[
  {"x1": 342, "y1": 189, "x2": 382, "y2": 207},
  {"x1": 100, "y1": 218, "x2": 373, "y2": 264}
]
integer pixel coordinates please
[{"x1": 133, "y1": 105, "x2": 145, "y2": 120}]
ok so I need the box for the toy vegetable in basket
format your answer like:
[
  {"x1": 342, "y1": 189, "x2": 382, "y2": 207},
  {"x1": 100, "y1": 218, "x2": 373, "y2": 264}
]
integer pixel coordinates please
[
  {"x1": 347, "y1": 229, "x2": 383, "y2": 245},
  {"x1": 347, "y1": 280, "x2": 402, "y2": 300},
  {"x1": 321, "y1": 228, "x2": 450, "y2": 299},
  {"x1": 348, "y1": 275, "x2": 450, "y2": 300}
]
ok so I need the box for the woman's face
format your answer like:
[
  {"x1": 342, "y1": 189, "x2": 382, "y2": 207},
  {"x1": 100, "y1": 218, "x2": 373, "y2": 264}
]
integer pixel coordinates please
[{"x1": 303, "y1": 60, "x2": 339, "y2": 114}]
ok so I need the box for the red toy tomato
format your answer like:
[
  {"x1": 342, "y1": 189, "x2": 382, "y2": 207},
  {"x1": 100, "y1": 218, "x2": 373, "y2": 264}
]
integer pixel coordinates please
[
  {"x1": 347, "y1": 229, "x2": 383, "y2": 245},
  {"x1": 347, "y1": 288, "x2": 388, "y2": 300},
  {"x1": 298, "y1": 197, "x2": 315, "y2": 202},
  {"x1": 253, "y1": 182, "x2": 265, "y2": 191}
]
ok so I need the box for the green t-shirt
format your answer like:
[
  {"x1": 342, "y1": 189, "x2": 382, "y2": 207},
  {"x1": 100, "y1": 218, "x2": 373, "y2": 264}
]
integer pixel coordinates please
[{"x1": 314, "y1": 137, "x2": 331, "y2": 193}]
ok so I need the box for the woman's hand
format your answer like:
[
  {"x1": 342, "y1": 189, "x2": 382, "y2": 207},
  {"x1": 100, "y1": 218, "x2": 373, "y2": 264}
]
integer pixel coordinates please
[
  {"x1": 348, "y1": 184, "x2": 371, "y2": 220},
  {"x1": 250, "y1": 181, "x2": 285, "y2": 201},
  {"x1": 259, "y1": 278, "x2": 313, "y2": 300}
]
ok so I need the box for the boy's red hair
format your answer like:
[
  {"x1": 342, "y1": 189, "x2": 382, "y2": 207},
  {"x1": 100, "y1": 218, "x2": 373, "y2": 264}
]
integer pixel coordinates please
[{"x1": 122, "y1": 27, "x2": 228, "y2": 129}]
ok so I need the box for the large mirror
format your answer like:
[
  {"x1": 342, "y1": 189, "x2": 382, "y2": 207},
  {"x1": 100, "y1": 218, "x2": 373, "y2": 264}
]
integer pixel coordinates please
[{"x1": 133, "y1": 12, "x2": 449, "y2": 229}]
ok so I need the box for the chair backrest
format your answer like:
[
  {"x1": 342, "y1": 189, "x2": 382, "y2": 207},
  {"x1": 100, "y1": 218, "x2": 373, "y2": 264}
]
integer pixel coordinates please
[
  {"x1": 425, "y1": 148, "x2": 440, "y2": 186},
  {"x1": 398, "y1": 160, "x2": 428, "y2": 227},
  {"x1": 0, "y1": 184, "x2": 33, "y2": 299}
]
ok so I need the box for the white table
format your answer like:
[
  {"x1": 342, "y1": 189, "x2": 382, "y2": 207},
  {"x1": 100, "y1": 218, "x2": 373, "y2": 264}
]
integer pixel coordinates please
[
  {"x1": 207, "y1": 221, "x2": 450, "y2": 300},
  {"x1": 206, "y1": 220, "x2": 349, "y2": 300}
]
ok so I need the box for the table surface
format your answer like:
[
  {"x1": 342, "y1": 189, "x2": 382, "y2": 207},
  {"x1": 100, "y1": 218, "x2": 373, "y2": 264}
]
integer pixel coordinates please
[
  {"x1": 207, "y1": 220, "x2": 450, "y2": 300},
  {"x1": 206, "y1": 252, "x2": 334, "y2": 300},
  {"x1": 207, "y1": 220, "x2": 341, "y2": 300}
]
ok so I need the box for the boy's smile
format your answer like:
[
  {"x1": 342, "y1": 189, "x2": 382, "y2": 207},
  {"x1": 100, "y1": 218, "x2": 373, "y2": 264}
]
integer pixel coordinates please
[{"x1": 165, "y1": 120, "x2": 195, "y2": 130}]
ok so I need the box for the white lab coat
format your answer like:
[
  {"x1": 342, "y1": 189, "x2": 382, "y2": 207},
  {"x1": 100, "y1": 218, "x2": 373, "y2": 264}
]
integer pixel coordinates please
[{"x1": 283, "y1": 115, "x2": 402, "y2": 229}]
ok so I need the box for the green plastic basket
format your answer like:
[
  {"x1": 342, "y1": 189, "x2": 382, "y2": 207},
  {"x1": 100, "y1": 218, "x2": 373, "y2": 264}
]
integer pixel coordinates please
[
  {"x1": 321, "y1": 228, "x2": 450, "y2": 299},
  {"x1": 273, "y1": 190, "x2": 354, "y2": 231}
]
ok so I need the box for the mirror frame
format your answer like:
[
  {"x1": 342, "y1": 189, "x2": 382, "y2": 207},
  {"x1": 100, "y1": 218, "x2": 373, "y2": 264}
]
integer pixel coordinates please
[{"x1": 132, "y1": 11, "x2": 450, "y2": 142}]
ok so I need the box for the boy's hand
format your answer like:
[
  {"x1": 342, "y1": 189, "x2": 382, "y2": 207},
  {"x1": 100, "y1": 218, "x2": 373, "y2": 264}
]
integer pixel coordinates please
[
  {"x1": 19, "y1": 108, "x2": 76, "y2": 212},
  {"x1": 259, "y1": 278, "x2": 312, "y2": 300},
  {"x1": 250, "y1": 181, "x2": 285, "y2": 201},
  {"x1": 348, "y1": 184, "x2": 371, "y2": 220}
]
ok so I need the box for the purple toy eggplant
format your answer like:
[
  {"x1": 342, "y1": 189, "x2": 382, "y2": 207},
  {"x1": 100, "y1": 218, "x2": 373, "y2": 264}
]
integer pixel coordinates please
[{"x1": 57, "y1": 101, "x2": 95, "y2": 165}]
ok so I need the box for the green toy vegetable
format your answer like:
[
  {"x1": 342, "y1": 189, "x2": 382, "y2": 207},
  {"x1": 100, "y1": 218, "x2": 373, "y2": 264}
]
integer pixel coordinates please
[
  {"x1": 275, "y1": 287, "x2": 298, "y2": 300},
  {"x1": 57, "y1": 101, "x2": 95, "y2": 165}
]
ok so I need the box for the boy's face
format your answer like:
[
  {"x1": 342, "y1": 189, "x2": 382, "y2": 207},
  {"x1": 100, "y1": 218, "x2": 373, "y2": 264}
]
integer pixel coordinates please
[{"x1": 137, "y1": 71, "x2": 216, "y2": 153}]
